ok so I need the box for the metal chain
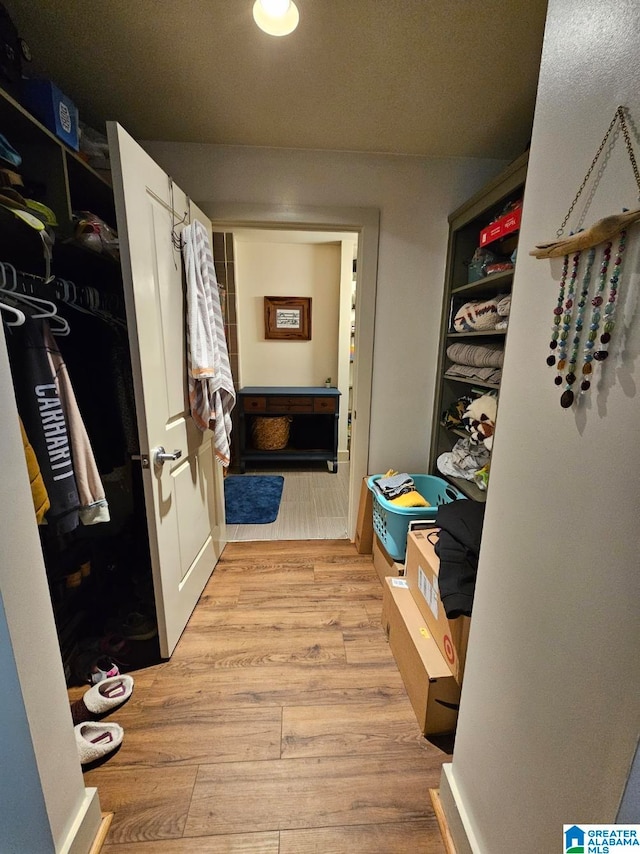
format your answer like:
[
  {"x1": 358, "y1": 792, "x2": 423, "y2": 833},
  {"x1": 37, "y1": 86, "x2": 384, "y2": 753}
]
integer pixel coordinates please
[
  {"x1": 557, "y1": 106, "x2": 640, "y2": 237},
  {"x1": 617, "y1": 107, "x2": 640, "y2": 196}
]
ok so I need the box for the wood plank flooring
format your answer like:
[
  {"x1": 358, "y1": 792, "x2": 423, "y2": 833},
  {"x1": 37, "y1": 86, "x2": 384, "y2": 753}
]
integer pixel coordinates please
[{"x1": 81, "y1": 539, "x2": 450, "y2": 853}]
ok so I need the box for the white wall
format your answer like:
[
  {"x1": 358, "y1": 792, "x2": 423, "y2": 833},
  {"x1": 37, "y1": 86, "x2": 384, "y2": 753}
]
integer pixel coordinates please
[
  {"x1": 441, "y1": 0, "x2": 640, "y2": 850},
  {"x1": 142, "y1": 141, "x2": 506, "y2": 474},
  {"x1": 235, "y1": 239, "x2": 341, "y2": 387}
]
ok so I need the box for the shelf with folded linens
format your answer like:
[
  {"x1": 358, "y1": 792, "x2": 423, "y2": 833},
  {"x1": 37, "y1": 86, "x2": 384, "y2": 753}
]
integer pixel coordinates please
[
  {"x1": 446, "y1": 329, "x2": 506, "y2": 338},
  {"x1": 429, "y1": 151, "x2": 528, "y2": 501}
]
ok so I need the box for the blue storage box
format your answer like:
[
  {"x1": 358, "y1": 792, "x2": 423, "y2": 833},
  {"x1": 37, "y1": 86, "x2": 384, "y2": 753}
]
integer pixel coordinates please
[
  {"x1": 22, "y1": 79, "x2": 79, "y2": 150},
  {"x1": 367, "y1": 474, "x2": 466, "y2": 562}
]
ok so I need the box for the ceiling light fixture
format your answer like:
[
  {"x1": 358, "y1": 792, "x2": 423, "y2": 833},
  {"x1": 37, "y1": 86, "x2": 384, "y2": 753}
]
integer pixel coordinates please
[{"x1": 252, "y1": 0, "x2": 299, "y2": 36}]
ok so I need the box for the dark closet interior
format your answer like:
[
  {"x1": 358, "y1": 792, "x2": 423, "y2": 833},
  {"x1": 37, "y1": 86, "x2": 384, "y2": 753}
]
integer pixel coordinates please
[{"x1": 0, "y1": 85, "x2": 161, "y2": 685}]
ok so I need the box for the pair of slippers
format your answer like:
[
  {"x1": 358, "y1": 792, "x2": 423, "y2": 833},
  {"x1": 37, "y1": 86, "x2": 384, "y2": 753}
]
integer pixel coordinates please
[{"x1": 72, "y1": 674, "x2": 134, "y2": 768}]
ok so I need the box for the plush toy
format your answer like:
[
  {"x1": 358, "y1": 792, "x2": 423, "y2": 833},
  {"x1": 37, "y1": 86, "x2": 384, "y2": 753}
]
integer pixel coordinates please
[{"x1": 462, "y1": 394, "x2": 498, "y2": 450}]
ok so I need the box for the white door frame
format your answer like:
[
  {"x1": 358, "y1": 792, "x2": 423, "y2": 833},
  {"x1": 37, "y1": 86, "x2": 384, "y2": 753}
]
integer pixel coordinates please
[{"x1": 203, "y1": 202, "x2": 379, "y2": 539}]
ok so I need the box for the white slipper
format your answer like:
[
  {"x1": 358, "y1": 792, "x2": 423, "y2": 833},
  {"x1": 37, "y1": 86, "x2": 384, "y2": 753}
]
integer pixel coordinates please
[
  {"x1": 74, "y1": 721, "x2": 123, "y2": 766},
  {"x1": 71, "y1": 675, "x2": 134, "y2": 725}
]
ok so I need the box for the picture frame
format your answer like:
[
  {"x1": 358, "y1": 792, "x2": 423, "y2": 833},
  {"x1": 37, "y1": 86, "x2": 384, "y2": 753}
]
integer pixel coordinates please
[{"x1": 264, "y1": 296, "x2": 312, "y2": 340}]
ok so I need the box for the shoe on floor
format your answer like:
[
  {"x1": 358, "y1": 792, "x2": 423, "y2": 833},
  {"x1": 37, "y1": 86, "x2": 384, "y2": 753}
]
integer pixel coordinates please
[
  {"x1": 75, "y1": 721, "x2": 123, "y2": 768},
  {"x1": 71, "y1": 674, "x2": 134, "y2": 725}
]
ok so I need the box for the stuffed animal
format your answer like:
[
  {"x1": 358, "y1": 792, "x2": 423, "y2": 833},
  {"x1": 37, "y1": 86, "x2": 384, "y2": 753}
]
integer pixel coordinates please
[{"x1": 462, "y1": 394, "x2": 498, "y2": 450}]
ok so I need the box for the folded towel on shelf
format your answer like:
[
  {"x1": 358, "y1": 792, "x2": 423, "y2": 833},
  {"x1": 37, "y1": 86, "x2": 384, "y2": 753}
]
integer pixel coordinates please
[
  {"x1": 445, "y1": 363, "x2": 502, "y2": 384},
  {"x1": 446, "y1": 341, "x2": 504, "y2": 368}
]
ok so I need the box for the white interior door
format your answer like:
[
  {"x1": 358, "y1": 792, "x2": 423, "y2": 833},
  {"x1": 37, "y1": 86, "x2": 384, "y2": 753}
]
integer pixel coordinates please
[{"x1": 108, "y1": 122, "x2": 226, "y2": 658}]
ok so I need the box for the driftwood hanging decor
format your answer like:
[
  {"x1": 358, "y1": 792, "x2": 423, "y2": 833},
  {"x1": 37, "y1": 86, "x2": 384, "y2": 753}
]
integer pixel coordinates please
[{"x1": 531, "y1": 106, "x2": 640, "y2": 408}]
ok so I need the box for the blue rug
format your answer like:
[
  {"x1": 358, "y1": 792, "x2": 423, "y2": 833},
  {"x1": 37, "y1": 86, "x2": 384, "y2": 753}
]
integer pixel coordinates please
[{"x1": 224, "y1": 475, "x2": 284, "y2": 524}]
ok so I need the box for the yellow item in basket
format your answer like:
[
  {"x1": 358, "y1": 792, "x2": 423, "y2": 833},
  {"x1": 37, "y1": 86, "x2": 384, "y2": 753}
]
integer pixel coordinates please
[{"x1": 389, "y1": 490, "x2": 430, "y2": 508}]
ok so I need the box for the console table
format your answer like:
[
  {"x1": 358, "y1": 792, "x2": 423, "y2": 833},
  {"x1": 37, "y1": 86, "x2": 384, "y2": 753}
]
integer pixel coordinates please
[{"x1": 237, "y1": 386, "x2": 341, "y2": 473}]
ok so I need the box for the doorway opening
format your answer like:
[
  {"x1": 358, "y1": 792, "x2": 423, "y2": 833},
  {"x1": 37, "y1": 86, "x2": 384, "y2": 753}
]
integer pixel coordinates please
[
  {"x1": 214, "y1": 227, "x2": 358, "y2": 542},
  {"x1": 205, "y1": 202, "x2": 379, "y2": 544}
]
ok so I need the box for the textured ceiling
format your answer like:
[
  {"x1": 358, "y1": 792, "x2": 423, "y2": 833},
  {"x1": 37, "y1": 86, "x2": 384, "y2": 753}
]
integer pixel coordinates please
[{"x1": 5, "y1": 0, "x2": 548, "y2": 158}]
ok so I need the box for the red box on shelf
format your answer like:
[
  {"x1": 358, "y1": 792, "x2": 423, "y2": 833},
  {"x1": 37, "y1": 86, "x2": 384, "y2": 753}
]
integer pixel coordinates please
[{"x1": 479, "y1": 205, "x2": 522, "y2": 246}]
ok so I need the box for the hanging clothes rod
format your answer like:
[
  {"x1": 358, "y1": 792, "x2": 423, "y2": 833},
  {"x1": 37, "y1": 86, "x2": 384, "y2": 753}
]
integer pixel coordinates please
[{"x1": 0, "y1": 261, "x2": 126, "y2": 322}]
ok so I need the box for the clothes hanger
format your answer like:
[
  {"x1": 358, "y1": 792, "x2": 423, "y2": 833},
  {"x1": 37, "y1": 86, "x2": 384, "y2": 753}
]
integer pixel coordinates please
[
  {"x1": 0, "y1": 299, "x2": 26, "y2": 326},
  {"x1": 0, "y1": 262, "x2": 70, "y2": 335}
]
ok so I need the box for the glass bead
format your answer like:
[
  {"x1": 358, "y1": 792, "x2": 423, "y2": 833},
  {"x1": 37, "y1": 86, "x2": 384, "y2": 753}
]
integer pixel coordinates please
[
  {"x1": 604, "y1": 304, "x2": 614, "y2": 315},
  {"x1": 560, "y1": 331, "x2": 569, "y2": 341},
  {"x1": 584, "y1": 353, "x2": 593, "y2": 363},
  {"x1": 600, "y1": 332, "x2": 611, "y2": 344},
  {"x1": 566, "y1": 372, "x2": 576, "y2": 385},
  {"x1": 588, "y1": 330, "x2": 597, "y2": 341},
  {"x1": 551, "y1": 331, "x2": 559, "y2": 340},
  {"x1": 554, "y1": 375, "x2": 563, "y2": 386},
  {"x1": 553, "y1": 306, "x2": 563, "y2": 316},
  {"x1": 604, "y1": 321, "x2": 614, "y2": 333},
  {"x1": 546, "y1": 355, "x2": 556, "y2": 366},
  {"x1": 581, "y1": 380, "x2": 591, "y2": 391},
  {"x1": 582, "y1": 363, "x2": 592, "y2": 375},
  {"x1": 590, "y1": 322, "x2": 598, "y2": 330},
  {"x1": 566, "y1": 299, "x2": 573, "y2": 309},
  {"x1": 584, "y1": 340, "x2": 594, "y2": 350},
  {"x1": 558, "y1": 359, "x2": 566, "y2": 371},
  {"x1": 592, "y1": 296, "x2": 603, "y2": 306},
  {"x1": 553, "y1": 316, "x2": 561, "y2": 326},
  {"x1": 550, "y1": 339, "x2": 558, "y2": 349},
  {"x1": 593, "y1": 350, "x2": 608, "y2": 361},
  {"x1": 560, "y1": 389, "x2": 574, "y2": 408}
]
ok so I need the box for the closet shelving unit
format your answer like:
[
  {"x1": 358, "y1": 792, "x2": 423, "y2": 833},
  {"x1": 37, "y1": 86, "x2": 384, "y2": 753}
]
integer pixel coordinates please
[
  {"x1": 429, "y1": 151, "x2": 529, "y2": 502},
  {"x1": 0, "y1": 84, "x2": 152, "y2": 681}
]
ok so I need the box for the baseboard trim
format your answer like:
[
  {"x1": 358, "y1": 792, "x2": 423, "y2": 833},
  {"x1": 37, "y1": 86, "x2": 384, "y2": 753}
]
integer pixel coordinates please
[
  {"x1": 429, "y1": 788, "x2": 457, "y2": 854},
  {"x1": 439, "y1": 763, "x2": 481, "y2": 854},
  {"x1": 88, "y1": 813, "x2": 114, "y2": 854},
  {"x1": 58, "y1": 787, "x2": 103, "y2": 854}
]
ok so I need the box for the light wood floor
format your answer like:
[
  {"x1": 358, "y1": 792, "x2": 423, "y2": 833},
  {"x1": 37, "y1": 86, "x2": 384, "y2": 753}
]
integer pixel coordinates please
[
  {"x1": 227, "y1": 462, "x2": 350, "y2": 542},
  {"x1": 80, "y1": 539, "x2": 450, "y2": 852}
]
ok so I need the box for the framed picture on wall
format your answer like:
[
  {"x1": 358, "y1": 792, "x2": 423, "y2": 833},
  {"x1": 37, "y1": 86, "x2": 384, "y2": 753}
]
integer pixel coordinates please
[{"x1": 264, "y1": 296, "x2": 312, "y2": 340}]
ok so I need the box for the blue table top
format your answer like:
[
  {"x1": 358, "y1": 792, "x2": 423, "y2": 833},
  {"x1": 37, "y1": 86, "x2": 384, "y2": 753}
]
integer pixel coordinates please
[{"x1": 239, "y1": 386, "x2": 341, "y2": 396}]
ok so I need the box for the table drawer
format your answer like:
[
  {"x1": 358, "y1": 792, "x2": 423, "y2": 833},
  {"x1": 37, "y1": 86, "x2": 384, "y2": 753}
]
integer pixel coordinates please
[
  {"x1": 267, "y1": 396, "x2": 313, "y2": 413},
  {"x1": 314, "y1": 397, "x2": 336, "y2": 413},
  {"x1": 243, "y1": 396, "x2": 267, "y2": 412}
]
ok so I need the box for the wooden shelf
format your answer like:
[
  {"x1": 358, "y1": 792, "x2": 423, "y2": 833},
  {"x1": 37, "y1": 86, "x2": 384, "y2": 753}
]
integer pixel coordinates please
[
  {"x1": 443, "y1": 373, "x2": 501, "y2": 391},
  {"x1": 446, "y1": 329, "x2": 506, "y2": 339},
  {"x1": 429, "y1": 152, "x2": 528, "y2": 505},
  {"x1": 441, "y1": 473, "x2": 487, "y2": 503},
  {"x1": 451, "y1": 269, "x2": 514, "y2": 295}
]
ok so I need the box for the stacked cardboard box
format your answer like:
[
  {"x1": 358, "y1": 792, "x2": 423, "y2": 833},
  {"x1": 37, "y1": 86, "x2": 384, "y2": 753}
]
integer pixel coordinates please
[
  {"x1": 381, "y1": 526, "x2": 472, "y2": 735},
  {"x1": 404, "y1": 528, "x2": 471, "y2": 685},
  {"x1": 372, "y1": 533, "x2": 404, "y2": 584},
  {"x1": 382, "y1": 577, "x2": 460, "y2": 735}
]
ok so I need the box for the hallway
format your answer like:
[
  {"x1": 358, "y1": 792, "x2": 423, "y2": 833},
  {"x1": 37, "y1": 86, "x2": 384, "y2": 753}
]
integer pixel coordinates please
[{"x1": 82, "y1": 539, "x2": 451, "y2": 852}]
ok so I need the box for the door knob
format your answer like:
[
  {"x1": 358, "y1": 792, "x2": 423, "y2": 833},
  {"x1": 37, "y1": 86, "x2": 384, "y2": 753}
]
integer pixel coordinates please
[{"x1": 153, "y1": 446, "x2": 183, "y2": 466}]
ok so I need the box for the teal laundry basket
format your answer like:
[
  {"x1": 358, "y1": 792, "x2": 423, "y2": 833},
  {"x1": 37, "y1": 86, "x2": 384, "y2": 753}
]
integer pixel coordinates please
[{"x1": 367, "y1": 474, "x2": 466, "y2": 562}]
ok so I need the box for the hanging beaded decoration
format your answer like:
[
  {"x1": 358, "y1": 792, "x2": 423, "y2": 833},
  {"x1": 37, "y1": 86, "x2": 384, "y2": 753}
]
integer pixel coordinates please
[{"x1": 531, "y1": 106, "x2": 640, "y2": 408}]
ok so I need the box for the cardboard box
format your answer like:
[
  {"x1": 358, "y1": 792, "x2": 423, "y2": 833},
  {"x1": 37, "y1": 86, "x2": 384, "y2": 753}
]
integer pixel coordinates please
[
  {"x1": 372, "y1": 533, "x2": 403, "y2": 585},
  {"x1": 479, "y1": 205, "x2": 522, "y2": 247},
  {"x1": 382, "y1": 577, "x2": 460, "y2": 735},
  {"x1": 355, "y1": 477, "x2": 373, "y2": 554},
  {"x1": 405, "y1": 529, "x2": 471, "y2": 684},
  {"x1": 22, "y1": 79, "x2": 80, "y2": 150}
]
